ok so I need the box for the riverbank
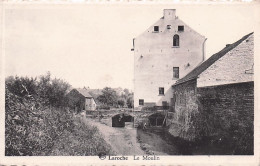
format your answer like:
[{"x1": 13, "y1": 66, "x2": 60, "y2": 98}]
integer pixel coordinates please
[
  {"x1": 81, "y1": 116, "x2": 146, "y2": 155},
  {"x1": 49, "y1": 115, "x2": 113, "y2": 156},
  {"x1": 82, "y1": 113, "x2": 247, "y2": 155}
]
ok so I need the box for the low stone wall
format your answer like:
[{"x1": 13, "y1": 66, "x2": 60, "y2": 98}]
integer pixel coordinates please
[{"x1": 169, "y1": 80, "x2": 254, "y2": 154}]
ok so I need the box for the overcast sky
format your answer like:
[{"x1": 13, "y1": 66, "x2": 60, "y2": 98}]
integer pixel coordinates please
[{"x1": 4, "y1": 3, "x2": 257, "y2": 90}]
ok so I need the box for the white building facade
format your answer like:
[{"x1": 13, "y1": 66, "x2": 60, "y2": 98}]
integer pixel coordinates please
[{"x1": 133, "y1": 9, "x2": 206, "y2": 110}]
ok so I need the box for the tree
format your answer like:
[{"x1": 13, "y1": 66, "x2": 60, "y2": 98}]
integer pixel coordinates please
[
  {"x1": 37, "y1": 72, "x2": 71, "y2": 107},
  {"x1": 5, "y1": 76, "x2": 37, "y2": 98},
  {"x1": 117, "y1": 98, "x2": 126, "y2": 108},
  {"x1": 123, "y1": 88, "x2": 130, "y2": 96},
  {"x1": 126, "y1": 93, "x2": 134, "y2": 108},
  {"x1": 48, "y1": 78, "x2": 71, "y2": 107},
  {"x1": 97, "y1": 87, "x2": 118, "y2": 107}
]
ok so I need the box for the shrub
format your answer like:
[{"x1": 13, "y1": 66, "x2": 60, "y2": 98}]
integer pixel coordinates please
[
  {"x1": 5, "y1": 73, "x2": 112, "y2": 156},
  {"x1": 5, "y1": 88, "x2": 75, "y2": 155}
]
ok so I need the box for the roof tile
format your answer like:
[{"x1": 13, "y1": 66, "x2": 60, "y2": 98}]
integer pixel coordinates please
[
  {"x1": 174, "y1": 32, "x2": 254, "y2": 86},
  {"x1": 76, "y1": 88, "x2": 93, "y2": 98}
]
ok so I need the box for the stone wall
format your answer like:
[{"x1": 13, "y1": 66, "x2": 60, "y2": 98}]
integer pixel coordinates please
[
  {"x1": 197, "y1": 81, "x2": 254, "y2": 135},
  {"x1": 196, "y1": 81, "x2": 254, "y2": 154},
  {"x1": 169, "y1": 80, "x2": 254, "y2": 153},
  {"x1": 169, "y1": 79, "x2": 198, "y2": 141}
]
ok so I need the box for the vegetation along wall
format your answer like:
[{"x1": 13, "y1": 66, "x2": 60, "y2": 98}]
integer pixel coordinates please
[{"x1": 169, "y1": 79, "x2": 198, "y2": 141}]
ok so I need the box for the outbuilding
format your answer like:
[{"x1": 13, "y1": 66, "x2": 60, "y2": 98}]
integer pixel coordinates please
[
  {"x1": 169, "y1": 32, "x2": 254, "y2": 152},
  {"x1": 67, "y1": 88, "x2": 97, "y2": 111}
]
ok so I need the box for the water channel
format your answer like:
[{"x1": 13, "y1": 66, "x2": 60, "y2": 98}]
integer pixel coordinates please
[{"x1": 100, "y1": 117, "x2": 230, "y2": 155}]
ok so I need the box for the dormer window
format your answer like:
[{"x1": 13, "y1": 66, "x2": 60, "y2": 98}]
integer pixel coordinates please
[
  {"x1": 178, "y1": 25, "x2": 184, "y2": 31},
  {"x1": 167, "y1": 25, "x2": 171, "y2": 29},
  {"x1": 154, "y1": 26, "x2": 159, "y2": 32},
  {"x1": 173, "y1": 35, "x2": 179, "y2": 47}
]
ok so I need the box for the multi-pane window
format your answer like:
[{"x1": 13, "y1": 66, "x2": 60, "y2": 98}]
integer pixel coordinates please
[
  {"x1": 173, "y1": 35, "x2": 179, "y2": 46},
  {"x1": 178, "y1": 25, "x2": 184, "y2": 31},
  {"x1": 159, "y1": 87, "x2": 164, "y2": 95},
  {"x1": 154, "y1": 26, "x2": 159, "y2": 32},
  {"x1": 173, "y1": 67, "x2": 179, "y2": 79},
  {"x1": 139, "y1": 99, "x2": 144, "y2": 106}
]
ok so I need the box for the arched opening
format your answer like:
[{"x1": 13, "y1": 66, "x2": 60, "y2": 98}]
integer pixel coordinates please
[
  {"x1": 173, "y1": 34, "x2": 179, "y2": 47},
  {"x1": 112, "y1": 114, "x2": 134, "y2": 127},
  {"x1": 148, "y1": 113, "x2": 166, "y2": 127}
]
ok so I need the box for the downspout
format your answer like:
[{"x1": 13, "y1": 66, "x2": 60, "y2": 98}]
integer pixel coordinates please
[{"x1": 202, "y1": 38, "x2": 207, "y2": 61}]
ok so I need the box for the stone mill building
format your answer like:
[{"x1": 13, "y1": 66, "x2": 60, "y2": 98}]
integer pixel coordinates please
[{"x1": 132, "y1": 9, "x2": 207, "y2": 110}]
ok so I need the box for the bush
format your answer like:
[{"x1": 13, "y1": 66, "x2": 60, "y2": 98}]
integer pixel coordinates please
[
  {"x1": 5, "y1": 88, "x2": 75, "y2": 155},
  {"x1": 5, "y1": 73, "x2": 112, "y2": 156}
]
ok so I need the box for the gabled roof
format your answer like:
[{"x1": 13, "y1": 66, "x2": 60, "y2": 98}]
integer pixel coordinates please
[
  {"x1": 174, "y1": 32, "x2": 254, "y2": 86},
  {"x1": 76, "y1": 88, "x2": 93, "y2": 98},
  {"x1": 134, "y1": 9, "x2": 205, "y2": 40}
]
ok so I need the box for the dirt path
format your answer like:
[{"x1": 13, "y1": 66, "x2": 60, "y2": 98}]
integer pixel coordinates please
[{"x1": 80, "y1": 116, "x2": 146, "y2": 155}]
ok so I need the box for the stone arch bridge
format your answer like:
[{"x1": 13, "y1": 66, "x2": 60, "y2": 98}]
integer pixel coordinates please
[{"x1": 85, "y1": 109, "x2": 172, "y2": 128}]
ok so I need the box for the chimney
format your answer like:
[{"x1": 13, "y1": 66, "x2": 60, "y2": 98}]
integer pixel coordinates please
[{"x1": 163, "y1": 9, "x2": 176, "y2": 20}]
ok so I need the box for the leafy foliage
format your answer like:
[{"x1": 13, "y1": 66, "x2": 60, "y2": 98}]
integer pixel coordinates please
[
  {"x1": 5, "y1": 73, "x2": 112, "y2": 156},
  {"x1": 5, "y1": 87, "x2": 74, "y2": 155},
  {"x1": 37, "y1": 72, "x2": 71, "y2": 107},
  {"x1": 97, "y1": 87, "x2": 118, "y2": 107},
  {"x1": 96, "y1": 87, "x2": 133, "y2": 109},
  {"x1": 117, "y1": 98, "x2": 125, "y2": 108}
]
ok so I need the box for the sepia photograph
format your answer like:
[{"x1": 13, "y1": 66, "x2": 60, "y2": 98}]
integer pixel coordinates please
[{"x1": 0, "y1": 0, "x2": 259, "y2": 165}]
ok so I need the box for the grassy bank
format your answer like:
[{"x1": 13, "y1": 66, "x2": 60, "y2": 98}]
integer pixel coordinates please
[
  {"x1": 5, "y1": 89, "x2": 112, "y2": 156},
  {"x1": 5, "y1": 74, "x2": 112, "y2": 156},
  {"x1": 49, "y1": 116, "x2": 113, "y2": 156}
]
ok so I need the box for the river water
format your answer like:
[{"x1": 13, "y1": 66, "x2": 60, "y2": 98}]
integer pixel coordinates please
[
  {"x1": 124, "y1": 122, "x2": 190, "y2": 155},
  {"x1": 136, "y1": 126, "x2": 235, "y2": 155},
  {"x1": 100, "y1": 118, "x2": 229, "y2": 155},
  {"x1": 136, "y1": 127, "x2": 190, "y2": 155}
]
